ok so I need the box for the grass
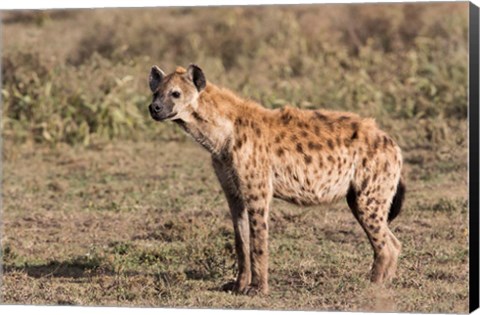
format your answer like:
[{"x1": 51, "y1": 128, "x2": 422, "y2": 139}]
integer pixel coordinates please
[
  {"x1": 1, "y1": 139, "x2": 468, "y2": 312},
  {"x1": 0, "y1": 2, "x2": 469, "y2": 313}
]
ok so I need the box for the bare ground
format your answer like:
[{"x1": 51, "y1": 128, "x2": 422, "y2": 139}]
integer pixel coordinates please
[{"x1": 1, "y1": 138, "x2": 468, "y2": 312}]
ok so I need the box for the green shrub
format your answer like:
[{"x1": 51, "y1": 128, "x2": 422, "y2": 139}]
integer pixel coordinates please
[{"x1": 1, "y1": 3, "x2": 468, "y2": 148}]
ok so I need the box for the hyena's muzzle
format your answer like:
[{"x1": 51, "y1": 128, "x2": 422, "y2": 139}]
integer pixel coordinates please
[{"x1": 148, "y1": 99, "x2": 176, "y2": 122}]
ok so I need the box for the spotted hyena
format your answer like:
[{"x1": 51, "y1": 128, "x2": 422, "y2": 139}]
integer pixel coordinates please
[{"x1": 148, "y1": 64, "x2": 405, "y2": 295}]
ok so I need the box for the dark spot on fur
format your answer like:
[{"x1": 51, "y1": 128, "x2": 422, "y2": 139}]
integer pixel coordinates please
[
  {"x1": 327, "y1": 156, "x2": 335, "y2": 163},
  {"x1": 262, "y1": 222, "x2": 267, "y2": 229},
  {"x1": 291, "y1": 134, "x2": 298, "y2": 142},
  {"x1": 235, "y1": 138, "x2": 243, "y2": 150},
  {"x1": 351, "y1": 130, "x2": 358, "y2": 141},
  {"x1": 255, "y1": 128, "x2": 262, "y2": 136},
  {"x1": 308, "y1": 142, "x2": 322, "y2": 150},
  {"x1": 373, "y1": 136, "x2": 381, "y2": 150},
  {"x1": 281, "y1": 111, "x2": 292, "y2": 125},
  {"x1": 361, "y1": 178, "x2": 368, "y2": 191},
  {"x1": 314, "y1": 126, "x2": 320, "y2": 136},
  {"x1": 384, "y1": 161, "x2": 390, "y2": 172},
  {"x1": 369, "y1": 212, "x2": 377, "y2": 219},
  {"x1": 327, "y1": 139, "x2": 334, "y2": 149},
  {"x1": 301, "y1": 130, "x2": 308, "y2": 137},
  {"x1": 276, "y1": 148, "x2": 284, "y2": 157},
  {"x1": 304, "y1": 155, "x2": 312, "y2": 164},
  {"x1": 383, "y1": 136, "x2": 389, "y2": 148},
  {"x1": 314, "y1": 112, "x2": 328, "y2": 121},
  {"x1": 296, "y1": 143, "x2": 303, "y2": 153},
  {"x1": 192, "y1": 111, "x2": 206, "y2": 123}
]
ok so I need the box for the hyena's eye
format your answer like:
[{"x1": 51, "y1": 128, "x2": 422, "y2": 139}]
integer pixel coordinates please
[{"x1": 171, "y1": 91, "x2": 181, "y2": 99}]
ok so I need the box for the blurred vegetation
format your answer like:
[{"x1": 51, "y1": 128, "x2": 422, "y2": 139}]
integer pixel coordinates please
[{"x1": 1, "y1": 3, "x2": 468, "y2": 149}]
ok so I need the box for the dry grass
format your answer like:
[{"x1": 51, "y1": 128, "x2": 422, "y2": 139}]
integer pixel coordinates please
[
  {"x1": 0, "y1": 2, "x2": 469, "y2": 312},
  {"x1": 1, "y1": 138, "x2": 468, "y2": 312}
]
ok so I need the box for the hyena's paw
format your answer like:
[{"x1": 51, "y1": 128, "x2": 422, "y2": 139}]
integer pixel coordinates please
[{"x1": 221, "y1": 280, "x2": 250, "y2": 294}]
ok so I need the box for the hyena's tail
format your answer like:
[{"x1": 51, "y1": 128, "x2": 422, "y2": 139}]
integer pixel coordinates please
[{"x1": 388, "y1": 179, "x2": 406, "y2": 223}]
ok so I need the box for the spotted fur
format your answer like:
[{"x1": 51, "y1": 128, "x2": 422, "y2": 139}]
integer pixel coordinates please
[{"x1": 148, "y1": 64, "x2": 405, "y2": 295}]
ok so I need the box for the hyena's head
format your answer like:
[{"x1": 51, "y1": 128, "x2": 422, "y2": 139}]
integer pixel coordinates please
[{"x1": 148, "y1": 64, "x2": 206, "y2": 122}]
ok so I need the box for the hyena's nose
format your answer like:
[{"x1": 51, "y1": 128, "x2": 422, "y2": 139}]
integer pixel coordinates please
[{"x1": 151, "y1": 104, "x2": 161, "y2": 113}]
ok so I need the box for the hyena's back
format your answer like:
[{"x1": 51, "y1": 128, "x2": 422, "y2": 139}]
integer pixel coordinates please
[{"x1": 259, "y1": 106, "x2": 403, "y2": 207}]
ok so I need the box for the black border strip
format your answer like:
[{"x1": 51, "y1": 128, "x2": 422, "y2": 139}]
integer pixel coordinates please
[{"x1": 470, "y1": 2, "x2": 480, "y2": 313}]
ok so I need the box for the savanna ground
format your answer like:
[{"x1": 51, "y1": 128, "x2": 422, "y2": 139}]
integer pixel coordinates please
[{"x1": 0, "y1": 3, "x2": 469, "y2": 313}]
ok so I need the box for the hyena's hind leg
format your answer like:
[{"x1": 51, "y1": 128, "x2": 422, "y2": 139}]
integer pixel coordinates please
[{"x1": 346, "y1": 178, "x2": 404, "y2": 283}]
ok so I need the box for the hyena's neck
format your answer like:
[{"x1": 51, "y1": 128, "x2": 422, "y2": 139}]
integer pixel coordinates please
[{"x1": 174, "y1": 83, "x2": 247, "y2": 156}]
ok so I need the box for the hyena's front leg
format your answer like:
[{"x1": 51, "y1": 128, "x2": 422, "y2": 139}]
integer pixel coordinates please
[
  {"x1": 245, "y1": 202, "x2": 270, "y2": 295},
  {"x1": 242, "y1": 176, "x2": 272, "y2": 295},
  {"x1": 212, "y1": 158, "x2": 251, "y2": 292}
]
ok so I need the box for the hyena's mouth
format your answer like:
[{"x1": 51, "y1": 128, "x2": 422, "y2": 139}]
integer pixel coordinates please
[
  {"x1": 149, "y1": 106, "x2": 177, "y2": 122},
  {"x1": 154, "y1": 112, "x2": 177, "y2": 121}
]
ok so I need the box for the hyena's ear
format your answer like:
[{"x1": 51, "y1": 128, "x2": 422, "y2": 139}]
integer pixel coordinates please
[
  {"x1": 149, "y1": 65, "x2": 165, "y2": 92},
  {"x1": 187, "y1": 64, "x2": 206, "y2": 92}
]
